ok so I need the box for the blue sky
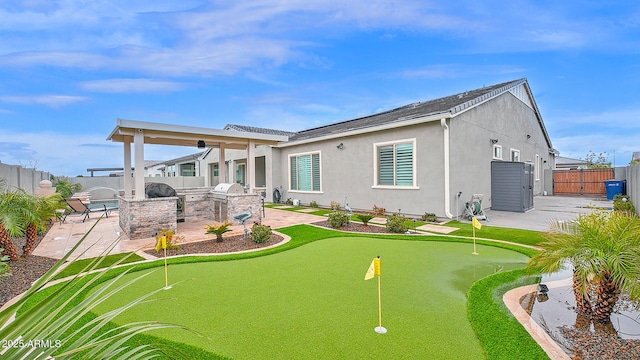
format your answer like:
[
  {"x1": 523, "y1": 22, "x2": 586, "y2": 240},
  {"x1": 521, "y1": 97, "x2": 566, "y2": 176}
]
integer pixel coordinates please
[{"x1": 1, "y1": 1, "x2": 639, "y2": 176}]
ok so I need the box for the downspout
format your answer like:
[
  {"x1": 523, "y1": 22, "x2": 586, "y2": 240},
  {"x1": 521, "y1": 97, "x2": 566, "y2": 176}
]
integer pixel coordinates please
[{"x1": 441, "y1": 118, "x2": 453, "y2": 218}]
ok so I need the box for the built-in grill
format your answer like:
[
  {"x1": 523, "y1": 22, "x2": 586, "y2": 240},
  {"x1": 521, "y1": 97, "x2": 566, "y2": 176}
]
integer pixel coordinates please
[{"x1": 211, "y1": 183, "x2": 245, "y2": 222}]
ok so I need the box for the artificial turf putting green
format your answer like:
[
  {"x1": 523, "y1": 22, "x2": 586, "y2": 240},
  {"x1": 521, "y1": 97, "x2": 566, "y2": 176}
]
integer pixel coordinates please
[{"x1": 91, "y1": 237, "x2": 528, "y2": 359}]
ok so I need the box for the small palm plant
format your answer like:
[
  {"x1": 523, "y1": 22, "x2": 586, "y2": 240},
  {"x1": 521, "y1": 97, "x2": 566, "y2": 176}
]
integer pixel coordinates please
[
  {"x1": 22, "y1": 191, "x2": 66, "y2": 257},
  {"x1": 354, "y1": 213, "x2": 374, "y2": 226},
  {"x1": 0, "y1": 219, "x2": 198, "y2": 359},
  {"x1": 0, "y1": 190, "x2": 27, "y2": 260},
  {"x1": 205, "y1": 221, "x2": 233, "y2": 242},
  {"x1": 52, "y1": 176, "x2": 83, "y2": 199},
  {"x1": 528, "y1": 211, "x2": 640, "y2": 324}
]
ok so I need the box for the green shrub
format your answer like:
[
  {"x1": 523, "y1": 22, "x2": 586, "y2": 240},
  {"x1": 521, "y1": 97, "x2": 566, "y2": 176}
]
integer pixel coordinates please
[
  {"x1": 421, "y1": 212, "x2": 437, "y2": 222},
  {"x1": 250, "y1": 223, "x2": 272, "y2": 243},
  {"x1": 353, "y1": 213, "x2": 374, "y2": 225},
  {"x1": 154, "y1": 229, "x2": 181, "y2": 251},
  {"x1": 309, "y1": 200, "x2": 319, "y2": 208},
  {"x1": 51, "y1": 176, "x2": 82, "y2": 199},
  {"x1": 328, "y1": 211, "x2": 349, "y2": 228},
  {"x1": 613, "y1": 194, "x2": 636, "y2": 214},
  {"x1": 330, "y1": 201, "x2": 341, "y2": 210},
  {"x1": 386, "y1": 212, "x2": 408, "y2": 233}
]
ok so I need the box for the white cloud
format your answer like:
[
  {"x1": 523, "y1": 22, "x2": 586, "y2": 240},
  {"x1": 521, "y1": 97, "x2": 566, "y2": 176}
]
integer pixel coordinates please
[
  {"x1": 79, "y1": 78, "x2": 186, "y2": 93},
  {"x1": 3, "y1": 1, "x2": 633, "y2": 78},
  {"x1": 0, "y1": 95, "x2": 87, "y2": 107},
  {"x1": 0, "y1": 130, "x2": 199, "y2": 176}
]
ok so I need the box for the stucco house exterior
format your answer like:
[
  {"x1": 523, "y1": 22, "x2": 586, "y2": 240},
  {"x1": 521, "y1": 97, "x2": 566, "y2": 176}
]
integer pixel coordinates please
[
  {"x1": 106, "y1": 78, "x2": 556, "y2": 224},
  {"x1": 195, "y1": 78, "x2": 556, "y2": 218}
]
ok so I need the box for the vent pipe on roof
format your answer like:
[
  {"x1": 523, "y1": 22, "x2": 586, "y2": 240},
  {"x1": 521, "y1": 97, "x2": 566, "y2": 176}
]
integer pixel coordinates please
[{"x1": 441, "y1": 118, "x2": 453, "y2": 219}]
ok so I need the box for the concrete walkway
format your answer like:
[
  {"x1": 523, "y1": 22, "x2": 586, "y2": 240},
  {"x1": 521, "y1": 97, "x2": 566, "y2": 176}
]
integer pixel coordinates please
[{"x1": 466, "y1": 195, "x2": 612, "y2": 231}]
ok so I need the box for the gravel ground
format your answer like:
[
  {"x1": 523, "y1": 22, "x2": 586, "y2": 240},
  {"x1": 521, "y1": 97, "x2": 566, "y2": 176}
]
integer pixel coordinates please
[
  {"x1": 311, "y1": 220, "x2": 392, "y2": 234},
  {"x1": 0, "y1": 234, "x2": 58, "y2": 308},
  {"x1": 3, "y1": 221, "x2": 638, "y2": 359},
  {"x1": 143, "y1": 233, "x2": 284, "y2": 257},
  {"x1": 560, "y1": 326, "x2": 640, "y2": 360}
]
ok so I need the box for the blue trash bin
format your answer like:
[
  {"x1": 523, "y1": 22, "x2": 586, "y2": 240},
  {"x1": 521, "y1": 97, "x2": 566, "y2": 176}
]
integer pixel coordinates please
[{"x1": 604, "y1": 180, "x2": 624, "y2": 200}]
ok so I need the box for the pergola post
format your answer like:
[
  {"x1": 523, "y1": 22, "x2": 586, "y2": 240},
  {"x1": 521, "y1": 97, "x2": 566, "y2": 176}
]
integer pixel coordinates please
[
  {"x1": 248, "y1": 140, "x2": 255, "y2": 194},
  {"x1": 134, "y1": 130, "x2": 145, "y2": 199},
  {"x1": 219, "y1": 143, "x2": 227, "y2": 183},
  {"x1": 123, "y1": 140, "x2": 132, "y2": 199}
]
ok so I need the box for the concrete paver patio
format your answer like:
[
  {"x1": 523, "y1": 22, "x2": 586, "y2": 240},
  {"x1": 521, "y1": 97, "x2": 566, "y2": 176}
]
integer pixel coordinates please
[{"x1": 33, "y1": 207, "x2": 325, "y2": 260}]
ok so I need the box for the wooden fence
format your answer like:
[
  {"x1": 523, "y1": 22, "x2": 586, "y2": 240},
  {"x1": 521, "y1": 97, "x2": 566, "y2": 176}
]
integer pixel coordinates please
[{"x1": 553, "y1": 168, "x2": 614, "y2": 196}]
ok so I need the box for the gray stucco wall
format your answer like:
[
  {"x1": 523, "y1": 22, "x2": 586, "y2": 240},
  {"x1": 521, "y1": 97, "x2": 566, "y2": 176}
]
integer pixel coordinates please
[
  {"x1": 70, "y1": 176, "x2": 204, "y2": 199},
  {"x1": 271, "y1": 90, "x2": 554, "y2": 218},
  {"x1": 448, "y1": 91, "x2": 553, "y2": 216},
  {"x1": 0, "y1": 163, "x2": 51, "y2": 194},
  {"x1": 274, "y1": 122, "x2": 445, "y2": 217}
]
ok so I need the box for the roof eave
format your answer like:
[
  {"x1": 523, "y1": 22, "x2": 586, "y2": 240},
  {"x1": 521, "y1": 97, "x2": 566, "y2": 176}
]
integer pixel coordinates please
[
  {"x1": 107, "y1": 119, "x2": 289, "y2": 147},
  {"x1": 277, "y1": 112, "x2": 449, "y2": 148}
]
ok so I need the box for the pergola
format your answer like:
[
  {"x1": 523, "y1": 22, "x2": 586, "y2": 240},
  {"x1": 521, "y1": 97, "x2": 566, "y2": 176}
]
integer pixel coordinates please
[{"x1": 107, "y1": 118, "x2": 288, "y2": 199}]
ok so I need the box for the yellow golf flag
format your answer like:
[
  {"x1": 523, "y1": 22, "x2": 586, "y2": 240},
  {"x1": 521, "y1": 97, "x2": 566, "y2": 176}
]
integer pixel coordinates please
[
  {"x1": 365, "y1": 257, "x2": 381, "y2": 280},
  {"x1": 472, "y1": 217, "x2": 482, "y2": 230},
  {"x1": 161, "y1": 235, "x2": 167, "y2": 250},
  {"x1": 365, "y1": 259, "x2": 375, "y2": 280}
]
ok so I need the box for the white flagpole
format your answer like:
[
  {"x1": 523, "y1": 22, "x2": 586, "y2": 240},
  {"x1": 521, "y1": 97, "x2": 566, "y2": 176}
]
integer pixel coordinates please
[
  {"x1": 472, "y1": 218, "x2": 479, "y2": 255},
  {"x1": 374, "y1": 257, "x2": 387, "y2": 334},
  {"x1": 163, "y1": 238, "x2": 171, "y2": 290}
]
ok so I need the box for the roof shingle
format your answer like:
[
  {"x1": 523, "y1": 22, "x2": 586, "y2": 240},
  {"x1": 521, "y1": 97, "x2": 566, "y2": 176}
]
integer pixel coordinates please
[{"x1": 289, "y1": 79, "x2": 526, "y2": 141}]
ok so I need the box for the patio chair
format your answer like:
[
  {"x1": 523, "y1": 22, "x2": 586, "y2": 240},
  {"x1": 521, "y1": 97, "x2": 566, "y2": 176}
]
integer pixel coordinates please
[{"x1": 62, "y1": 198, "x2": 115, "y2": 223}]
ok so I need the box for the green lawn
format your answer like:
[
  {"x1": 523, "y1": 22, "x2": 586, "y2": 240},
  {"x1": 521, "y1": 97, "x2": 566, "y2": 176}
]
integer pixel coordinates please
[
  {"x1": 446, "y1": 221, "x2": 547, "y2": 246},
  {"x1": 91, "y1": 236, "x2": 529, "y2": 359},
  {"x1": 54, "y1": 252, "x2": 145, "y2": 279}
]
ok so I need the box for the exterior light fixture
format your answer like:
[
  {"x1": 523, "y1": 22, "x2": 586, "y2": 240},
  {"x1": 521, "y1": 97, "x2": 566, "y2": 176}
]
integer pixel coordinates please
[
  {"x1": 490, "y1": 139, "x2": 498, "y2": 144},
  {"x1": 526, "y1": 134, "x2": 531, "y2": 139},
  {"x1": 336, "y1": 143, "x2": 344, "y2": 149},
  {"x1": 197, "y1": 140, "x2": 206, "y2": 149}
]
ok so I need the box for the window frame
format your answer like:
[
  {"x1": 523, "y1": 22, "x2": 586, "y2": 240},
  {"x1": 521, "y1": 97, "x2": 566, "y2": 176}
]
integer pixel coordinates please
[
  {"x1": 288, "y1": 151, "x2": 322, "y2": 193},
  {"x1": 535, "y1": 154, "x2": 541, "y2": 181},
  {"x1": 510, "y1": 148, "x2": 521, "y2": 162},
  {"x1": 493, "y1": 144, "x2": 503, "y2": 160},
  {"x1": 372, "y1": 138, "x2": 418, "y2": 189}
]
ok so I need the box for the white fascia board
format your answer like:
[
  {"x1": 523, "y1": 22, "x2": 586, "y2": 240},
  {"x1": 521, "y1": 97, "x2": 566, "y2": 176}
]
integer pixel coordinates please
[
  {"x1": 276, "y1": 112, "x2": 447, "y2": 148},
  {"x1": 108, "y1": 118, "x2": 288, "y2": 143}
]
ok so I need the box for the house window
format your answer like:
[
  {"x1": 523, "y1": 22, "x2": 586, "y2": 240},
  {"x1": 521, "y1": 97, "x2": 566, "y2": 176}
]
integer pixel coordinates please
[
  {"x1": 510, "y1": 149, "x2": 520, "y2": 162},
  {"x1": 236, "y1": 163, "x2": 246, "y2": 186},
  {"x1": 535, "y1": 154, "x2": 541, "y2": 181},
  {"x1": 213, "y1": 163, "x2": 219, "y2": 177},
  {"x1": 180, "y1": 163, "x2": 196, "y2": 176},
  {"x1": 166, "y1": 165, "x2": 176, "y2": 177},
  {"x1": 290, "y1": 152, "x2": 321, "y2": 192},
  {"x1": 374, "y1": 139, "x2": 416, "y2": 187},
  {"x1": 493, "y1": 145, "x2": 503, "y2": 160}
]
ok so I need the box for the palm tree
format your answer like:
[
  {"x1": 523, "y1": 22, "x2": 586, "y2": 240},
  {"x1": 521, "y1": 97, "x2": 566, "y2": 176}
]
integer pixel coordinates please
[
  {"x1": 22, "y1": 192, "x2": 65, "y2": 257},
  {"x1": 0, "y1": 221, "x2": 198, "y2": 359},
  {"x1": 528, "y1": 211, "x2": 640, "y2": 324},
  {"x1": 0, "y1": 191, "x2": 27, "y2": 260}
]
